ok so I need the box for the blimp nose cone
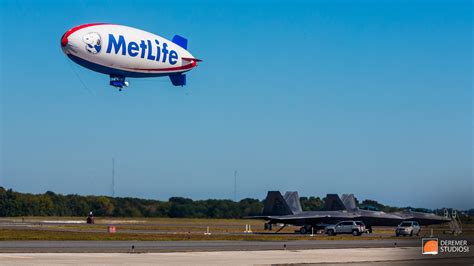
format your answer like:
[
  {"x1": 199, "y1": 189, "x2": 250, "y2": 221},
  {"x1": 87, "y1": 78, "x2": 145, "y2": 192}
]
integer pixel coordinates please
[{"x1": 60, "y1": 33, "x2": 68, "y2": 47}]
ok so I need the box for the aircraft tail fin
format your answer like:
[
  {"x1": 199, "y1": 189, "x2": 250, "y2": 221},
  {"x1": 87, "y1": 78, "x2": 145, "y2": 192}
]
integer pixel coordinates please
[
  {"x1": 341, "y1": 194, "x2": 358, "y2": 211},
  {"x1": 262, "y1": 191, "x2": 294, "y2": 216},
  {"x1": 283, "y1": 191, "x2": 302, "y2": 214},
  {"x1": 169, "y1": 73, "x2": 186, "y2": 86},
  {"x1": 323, "y1": 194, "x2": 346, "y2": 211},
  {"x1": 172, "y1": 35, "x2": 188, "y2": 50}
]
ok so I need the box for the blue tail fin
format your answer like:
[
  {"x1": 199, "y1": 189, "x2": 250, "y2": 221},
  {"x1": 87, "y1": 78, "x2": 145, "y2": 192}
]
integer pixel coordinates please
[
  {"x1": 169, "y1": 73, "x2": 186, "y2": 86},
  {"x1": 172, "y1": 35, "x2": 188, "y2": 50}
]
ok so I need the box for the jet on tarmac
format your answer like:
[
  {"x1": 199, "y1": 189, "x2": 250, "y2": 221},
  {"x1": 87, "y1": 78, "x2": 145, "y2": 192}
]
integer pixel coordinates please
[{"x1": 255, "y1": 191, "x2": 451, "y2": 234}]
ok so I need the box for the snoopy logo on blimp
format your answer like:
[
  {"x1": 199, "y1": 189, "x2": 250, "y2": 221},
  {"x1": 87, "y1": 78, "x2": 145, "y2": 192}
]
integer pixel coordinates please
[{"x1": 83, "y1": 32, "x2": 102, "y2": 54}]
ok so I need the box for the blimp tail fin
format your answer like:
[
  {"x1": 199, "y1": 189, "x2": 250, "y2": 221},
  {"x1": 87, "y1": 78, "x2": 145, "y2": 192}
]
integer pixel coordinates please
[
  {"x1": 169, "y1": 73, "x2": 186, "y2": 86},
  {"x1": 172, "y1": 35, "x2": 188, "y2": 50}
]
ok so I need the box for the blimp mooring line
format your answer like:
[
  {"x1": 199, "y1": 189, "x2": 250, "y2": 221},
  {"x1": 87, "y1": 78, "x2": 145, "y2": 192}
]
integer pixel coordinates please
[{"x1": 61, "y1": 23, "x2": 201, "y2": 91}]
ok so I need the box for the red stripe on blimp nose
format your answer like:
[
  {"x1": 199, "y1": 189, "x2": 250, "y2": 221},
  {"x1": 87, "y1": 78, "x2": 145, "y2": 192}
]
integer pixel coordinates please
[
  {"x1": 60, "y1": 23, "x2": 108, "y2": 47},
  {"x1": 61, "y1": 34, "x2": 68, "y2": 47}
]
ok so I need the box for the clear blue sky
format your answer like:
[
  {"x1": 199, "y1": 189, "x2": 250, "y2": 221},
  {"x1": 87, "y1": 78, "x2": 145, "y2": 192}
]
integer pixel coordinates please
[{"x1": 0, "y1": 0, "x2": 472, "y2": 209}]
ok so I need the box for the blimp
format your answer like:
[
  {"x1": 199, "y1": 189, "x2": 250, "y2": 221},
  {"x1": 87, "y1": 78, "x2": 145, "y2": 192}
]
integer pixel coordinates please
[{"x1": 60, "y1": 23, "x2": 200, "y2": 90}]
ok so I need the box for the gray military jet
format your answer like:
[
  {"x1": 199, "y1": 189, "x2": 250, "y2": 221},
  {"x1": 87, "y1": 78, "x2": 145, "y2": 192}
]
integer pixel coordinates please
[
  {"x1": 340, "y1": 193, "x2": 451, "y2": 226},
  {"x1": 255, "y1": 191, "x2": 450, "y2": 234}
]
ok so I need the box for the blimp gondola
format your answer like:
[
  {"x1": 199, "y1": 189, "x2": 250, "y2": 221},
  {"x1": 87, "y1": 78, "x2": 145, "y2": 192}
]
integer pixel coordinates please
[{"x1": 60, "y1": 23, "x2": 200, "y2": 90}]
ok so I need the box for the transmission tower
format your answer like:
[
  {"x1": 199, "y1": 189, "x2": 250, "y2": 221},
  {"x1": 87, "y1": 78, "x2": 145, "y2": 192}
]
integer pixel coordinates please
[
  {"x1": 234, "y1": 170, "x2": 238, "y2": 201},
  {"x1": 111, "y1": 158, "x2": 115, "y2": 197}
]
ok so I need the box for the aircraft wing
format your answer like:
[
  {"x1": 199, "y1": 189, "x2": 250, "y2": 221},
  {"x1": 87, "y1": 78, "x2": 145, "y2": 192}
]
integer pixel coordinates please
[
  {"x1": 392, "y1": 211, "x2": 451, "y2": 225},
  {"x1": 251, "y1": 212, "x2": 362, "y2": 226}
]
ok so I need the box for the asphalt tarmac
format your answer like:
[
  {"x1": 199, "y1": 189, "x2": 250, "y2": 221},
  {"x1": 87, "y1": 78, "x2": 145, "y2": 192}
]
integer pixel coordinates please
[
  {"x1": 0, "y1": 239, "x2": 420, "y2": 253},
  {"x1": 0, "y1": 248, "x2": 473, "y2": 265}
]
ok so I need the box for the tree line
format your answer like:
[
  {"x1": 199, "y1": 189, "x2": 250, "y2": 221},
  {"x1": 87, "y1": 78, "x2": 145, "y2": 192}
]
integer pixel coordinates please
[
  {"x1": 0, "y1": 187, "x2": 471, "y2": 219},
  {"x1": 0, "y1": 187, "x2": 262, "y2": 218}
]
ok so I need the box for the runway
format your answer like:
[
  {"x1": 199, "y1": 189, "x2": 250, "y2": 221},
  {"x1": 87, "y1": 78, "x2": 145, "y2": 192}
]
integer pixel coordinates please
[
  {"x1": 0, "y1": 239, "x2": 420, "y2": 253},
  {"x1": 0, "y1": 247, "x2": 473, "y2": 265},
  {"x1": 1, "y1": 217, "x2": 472, "y2": 264}
]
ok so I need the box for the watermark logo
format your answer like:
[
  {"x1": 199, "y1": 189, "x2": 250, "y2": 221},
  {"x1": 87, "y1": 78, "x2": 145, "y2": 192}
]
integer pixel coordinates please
[
  {"x1": 422, "y1": 238, "x2": 470, "y2": 255},
  {"x1": 422, "y1": 238, "x2": 438, "y2": 255},
  {"x1": 83, "y1": 32, "x2": 102, "y2": 54}
]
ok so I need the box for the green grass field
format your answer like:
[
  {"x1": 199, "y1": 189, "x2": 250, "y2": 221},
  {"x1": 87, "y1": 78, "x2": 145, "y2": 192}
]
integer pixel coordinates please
[{"x1": 0, "y1": 229, "x2": 403, "y2": 241}]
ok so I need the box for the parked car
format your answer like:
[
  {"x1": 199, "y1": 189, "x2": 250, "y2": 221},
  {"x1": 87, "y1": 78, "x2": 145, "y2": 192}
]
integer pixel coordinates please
[
  {"x1": 395, "y1": 221, "x2": 420, "y2": 236},
  {"x1": 325, "y1": 221, "x2": 366, "y2": 236}
]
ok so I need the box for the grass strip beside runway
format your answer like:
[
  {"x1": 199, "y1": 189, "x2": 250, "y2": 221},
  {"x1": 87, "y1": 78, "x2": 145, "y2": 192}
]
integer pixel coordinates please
[{"x1": 0, "y1": 228, "x2": 399, "y2": 241}]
